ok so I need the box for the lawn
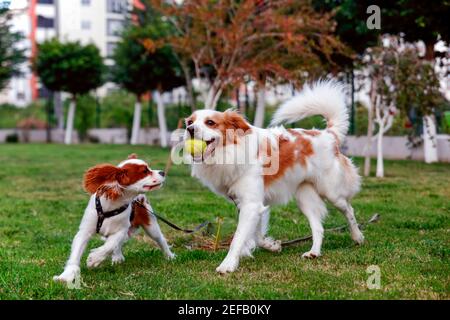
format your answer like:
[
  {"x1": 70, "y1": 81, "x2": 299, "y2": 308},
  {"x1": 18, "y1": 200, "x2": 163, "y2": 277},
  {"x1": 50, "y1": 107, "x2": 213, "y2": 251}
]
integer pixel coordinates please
[{"x1": 0, "y1": 144, "x2": 448, "y2": 299}]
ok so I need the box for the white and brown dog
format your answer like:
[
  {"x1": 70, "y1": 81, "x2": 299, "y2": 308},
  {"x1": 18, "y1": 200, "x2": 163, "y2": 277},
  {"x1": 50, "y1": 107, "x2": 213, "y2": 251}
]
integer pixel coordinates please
[
  {"x1": 54, "y1": 154, "x2": 174, "y2": 284},
  {"x1": 184, "y1": 80, "x2": 364, "y2": 273}
]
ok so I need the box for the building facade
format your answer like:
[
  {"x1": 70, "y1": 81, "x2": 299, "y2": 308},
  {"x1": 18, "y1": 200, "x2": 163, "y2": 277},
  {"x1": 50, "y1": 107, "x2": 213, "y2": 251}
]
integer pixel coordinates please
[{"x1": 0, "y1": 0, "x2": 134, "y2": 107}]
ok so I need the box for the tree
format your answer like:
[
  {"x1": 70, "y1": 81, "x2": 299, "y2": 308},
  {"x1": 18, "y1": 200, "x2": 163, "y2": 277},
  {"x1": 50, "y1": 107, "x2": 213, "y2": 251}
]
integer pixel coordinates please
[
  {"x1": 34, "y1": 39, "x2": 105, "y2": 144},
  {"x1": 0, "y1": 7, "x2": 26, "y2": 90},
  {"x1": 394, "y1": 44, "x2": 446, "y2": 164},
  {"x1": 362, "y1": 39, "x2": 399, "y2": 178},
  {"x1": 151, "y1": 0, "x2": 347, "y2": 110},
  {"x1": 362, "y1": 36, "x2": 446, "y2": 177},
  {"x1": 113, "y1": 4, "x2": 184, "y2": 147},
  {"x1": 380, "y1": 1, "x2": 449, "y2": 163}
]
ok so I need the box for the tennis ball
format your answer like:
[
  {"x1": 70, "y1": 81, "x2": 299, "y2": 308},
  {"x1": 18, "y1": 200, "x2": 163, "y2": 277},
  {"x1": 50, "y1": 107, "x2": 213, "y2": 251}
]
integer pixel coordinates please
[{"x1": 184, "y1": 139, "x2": 207, "y2": 157}]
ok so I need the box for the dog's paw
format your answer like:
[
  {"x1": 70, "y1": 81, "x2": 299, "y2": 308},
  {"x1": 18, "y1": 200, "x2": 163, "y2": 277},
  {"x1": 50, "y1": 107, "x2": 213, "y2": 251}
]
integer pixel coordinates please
[
  {"x1": 165, "y1": 251, "x2": 176, "y2": 260},
  {"x1": 216, "y1": 258, "x2": 238, "y2": 274},
  {"x1": 352, "y1": 231, "x2": 365, "y2": 245},
  {"x1": 87, "y1": 250, "x2": 105, "y2": 268},
  {"x1": 258, "y1": 237, "x2": 282, "y2": 253},
  {"x1": 53, "y1": 265, "x2": 80, "y2": 284},
  {"x1": 111, "y1": 253, "x2": 125, "y2": 265},
  {"x1": 301, "y1": 250, "x2": 321, "y2": 259}
]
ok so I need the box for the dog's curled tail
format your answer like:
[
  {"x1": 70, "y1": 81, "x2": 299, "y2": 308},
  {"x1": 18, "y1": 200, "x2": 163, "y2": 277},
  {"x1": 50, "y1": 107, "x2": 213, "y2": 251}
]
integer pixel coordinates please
[{"x1": 270, "y1": 80, "x2": 349, "y2": 143}]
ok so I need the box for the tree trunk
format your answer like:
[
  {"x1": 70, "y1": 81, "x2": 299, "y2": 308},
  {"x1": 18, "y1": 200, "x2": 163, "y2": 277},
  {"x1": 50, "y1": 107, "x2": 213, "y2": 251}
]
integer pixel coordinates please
[
  {"x1": 422, "y1": 41, "x2": 438, "y2": 164},
  {"x1": 375, "y1": 121, "x2": 384, "y2": 178},
  {"x1": 204, "y1": 80, "x2": 222, "y2": 110},
  {"x1": 130, "y1": 96, "x2": 142, "y2": 145},
  {"x1": 254, "y1": 84, "x2": 266, "y2": 128},
  {"x1": 180, "y1": 58, "x2": 196, "y2": 112},
  {"x1": 364, "y1": 106, "x2": 374, "y2": 177},
  {"x1": 364, "y1": 81, "x2": 377, "y2": 177},
  {"x1": 423, "y1": 115, "x2": 438, "y2": 163},
  {"x1": 424, "y1": 41, "x2": 435, "y2": 61},
  {"x1": 54, "y1": 92, "x2": 64, "y2": 130},
  {"x1": 154, "y1": 90, "x2": 168, "y2": 148},
  {"x1": 64, "y1": 97, "x2": 76, "y2": 145}
]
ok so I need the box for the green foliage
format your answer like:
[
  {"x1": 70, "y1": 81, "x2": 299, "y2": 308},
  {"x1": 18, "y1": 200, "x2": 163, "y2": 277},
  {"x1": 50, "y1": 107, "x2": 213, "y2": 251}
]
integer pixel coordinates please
[
  {"x1": 394, "y1": 48, "x2": 447, "y2": 118},
  {"x1": 0, "y1": 7, "x2": 26, "y2": 90},
  {"x1": 313, "y1": 0, "x2": 380, "y2": 62},
  {"x1": 34, "y1": 39, "x2": 105, "y2": 96},
  {"x1": 0, "y1": 102, "x2": 47, "y2": 128},
  {"x1": 111, "y1": 3, "x2": 184, "y2": 96},
  {"x1": 382, "y1": 0, "x2": 450, "y2": 49}
]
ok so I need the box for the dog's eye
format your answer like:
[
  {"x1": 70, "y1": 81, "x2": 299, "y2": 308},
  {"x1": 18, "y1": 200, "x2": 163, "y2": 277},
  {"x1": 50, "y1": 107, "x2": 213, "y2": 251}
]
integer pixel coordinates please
[
  {"x1": 144, "y1": 168, "x2": 150, "y2": 174},
  {"x1": 186, "y1": 119, "x2": 193, "y2": 126},
  {"x1": 205, "y1": 120, "x2": 216, "y2": 126}
]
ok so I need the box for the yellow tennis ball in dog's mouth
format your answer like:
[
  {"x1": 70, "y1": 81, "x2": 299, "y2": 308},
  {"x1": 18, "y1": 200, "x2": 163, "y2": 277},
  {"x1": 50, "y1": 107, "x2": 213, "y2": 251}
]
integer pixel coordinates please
[{"x1": 184, "y1": 139, "x2": 207, "y2": 157}]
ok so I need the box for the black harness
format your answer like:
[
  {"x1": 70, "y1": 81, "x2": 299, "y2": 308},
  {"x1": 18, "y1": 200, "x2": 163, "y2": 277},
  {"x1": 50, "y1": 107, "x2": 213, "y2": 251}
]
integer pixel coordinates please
[
  {"x1": 95, "y1": 196, "x2": 131, "y2": 233},
  {"x1": 95, "y1": 196, "x2": 209, "y2": 234}
]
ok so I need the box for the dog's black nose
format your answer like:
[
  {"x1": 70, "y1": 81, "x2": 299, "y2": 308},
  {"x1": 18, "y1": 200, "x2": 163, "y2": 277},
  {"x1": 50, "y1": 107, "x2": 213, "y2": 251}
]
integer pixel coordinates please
[
  {"x1": 159, "y1": 171, "x2": 165, "y2": 177},
  {"x1": 187, "y1": 126, "x2": 195, "y2": 138}
]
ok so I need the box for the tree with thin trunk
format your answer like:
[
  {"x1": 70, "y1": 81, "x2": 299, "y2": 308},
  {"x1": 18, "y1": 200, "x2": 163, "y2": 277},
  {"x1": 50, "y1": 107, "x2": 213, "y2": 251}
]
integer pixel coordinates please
[
  {"x1": 362, "y1": 36, "x2": 446, "y2": 176},
  {"x1": 112, "y1": 6, "x2": 184, "y2": 146},
  {"x1": 34, "y1": 39, "x2": 105, "y2": 144},
  {"x1": 381, "y1": 0, "x2": 449, "y2": 163},
  {"x1": 150, "y1": 0, "x2": 347, "y2": 110}
]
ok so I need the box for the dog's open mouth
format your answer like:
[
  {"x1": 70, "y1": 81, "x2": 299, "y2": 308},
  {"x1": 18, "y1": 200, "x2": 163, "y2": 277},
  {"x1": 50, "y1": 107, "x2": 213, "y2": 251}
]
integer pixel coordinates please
[
  {"x1": 143, "y1": 183, "x2": 162, "y2": 191},
  {"x1": 194, "y1": 138, "x2": 217, "y2": 161}
]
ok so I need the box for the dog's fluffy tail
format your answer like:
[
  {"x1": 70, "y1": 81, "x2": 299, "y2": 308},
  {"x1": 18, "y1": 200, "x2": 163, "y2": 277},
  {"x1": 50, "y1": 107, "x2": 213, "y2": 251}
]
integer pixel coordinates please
[{"x1": 270, "y1": 80, "x2": 349, "y2": 143}]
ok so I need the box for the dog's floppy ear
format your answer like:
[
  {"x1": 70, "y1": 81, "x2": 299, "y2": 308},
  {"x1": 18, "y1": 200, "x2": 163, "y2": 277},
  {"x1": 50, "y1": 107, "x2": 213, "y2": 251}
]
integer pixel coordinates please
[
  {"x1": 224, "y1": 110, "x2": 251, "y2": 132},
  {"x1": 83, "y1": 164, "x2": 124, "y2": 200}
]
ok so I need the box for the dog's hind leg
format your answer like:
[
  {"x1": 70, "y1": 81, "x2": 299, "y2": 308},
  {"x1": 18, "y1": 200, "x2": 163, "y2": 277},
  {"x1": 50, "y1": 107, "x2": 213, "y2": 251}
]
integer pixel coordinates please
[
  {"x1": 142, "y1": 214, "x2": 175, "y2": 260},
  {"x1": 256, "y1": 207, "x2": 281, "y2": 252},
  {"x1": 330, "y1": 198, "x2": 364, "y2": 245},
  {"x1": 296, "y1": 183, "x2": 328, "y2": 258}
]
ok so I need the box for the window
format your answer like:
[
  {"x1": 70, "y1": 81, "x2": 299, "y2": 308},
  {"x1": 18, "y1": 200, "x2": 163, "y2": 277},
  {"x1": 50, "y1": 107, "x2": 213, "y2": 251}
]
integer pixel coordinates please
[
  {"x1": 107, "y1": 0, "x2": 127, "y2": 14},
  {"x1": 81, "y1": 20, "x2": 91, "y2": 30},
  {"x1": 37, "y1": 0, "x2": 54, "y2": 4},
  {"x1": 107, "y1": 19, "x2": 123, "y2": 36},
  {"x1": 81, "y1": 0, "x2": 90, "y2": 5},
  {"x1": 107, "y1": 42, "x2": 117, "y2": 57},
  {"x1": 37, "y1": 15, "x2": 54, "y2": 28}
]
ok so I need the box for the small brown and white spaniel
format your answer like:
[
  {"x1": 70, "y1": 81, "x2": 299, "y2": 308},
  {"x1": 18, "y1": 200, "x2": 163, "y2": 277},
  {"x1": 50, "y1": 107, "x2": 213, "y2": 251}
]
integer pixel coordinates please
[
  {"x1": 184, "y1": 80, "x2": 364, "y2": 273},
  {"x1": 54, "y1": 154, "x2": 174, "y2": 284}
]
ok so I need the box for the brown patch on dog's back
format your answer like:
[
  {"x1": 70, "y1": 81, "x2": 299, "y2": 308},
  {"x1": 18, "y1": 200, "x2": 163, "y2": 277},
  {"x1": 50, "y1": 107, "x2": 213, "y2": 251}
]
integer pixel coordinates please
[
  {"x1": 263, "y1": 130, "x2": 314, "y2": 187},
  {"x1": 131, "y1": 199, "x2": 150, "y2": 228}
]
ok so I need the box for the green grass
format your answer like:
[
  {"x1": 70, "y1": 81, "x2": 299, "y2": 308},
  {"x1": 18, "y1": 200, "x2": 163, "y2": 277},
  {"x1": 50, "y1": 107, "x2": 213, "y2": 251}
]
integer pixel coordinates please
[{"x1": 0, "y1": 144, "x2": 449, "y2": 299}]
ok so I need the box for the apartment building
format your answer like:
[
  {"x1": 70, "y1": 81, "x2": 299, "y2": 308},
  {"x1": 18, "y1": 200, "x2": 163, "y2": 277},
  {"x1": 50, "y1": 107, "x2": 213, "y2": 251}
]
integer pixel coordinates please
[{"x1": 0, "y1": 0, "x2": 134, "y2": 106}]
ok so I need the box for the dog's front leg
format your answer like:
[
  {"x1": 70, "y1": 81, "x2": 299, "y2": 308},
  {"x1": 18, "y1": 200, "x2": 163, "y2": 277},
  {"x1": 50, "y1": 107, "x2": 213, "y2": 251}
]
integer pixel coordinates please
[
  {"x1": 256, "y1": 207, "x2": 282, "y2": 252},
  {"x1": 216, "y1": 202, "x2": 265, "y2": 274},
  {"x1": 53, "y1": 229, "x2": 94, "y2": 284},
  {"x1": 87, "y1": 230, "x2": 127, "y2": 268}
]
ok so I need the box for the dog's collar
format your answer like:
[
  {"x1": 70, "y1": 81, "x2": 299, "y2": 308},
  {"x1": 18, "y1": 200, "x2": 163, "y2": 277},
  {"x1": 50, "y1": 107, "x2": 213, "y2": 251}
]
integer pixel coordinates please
[{"x1": 95, "y1": 196, "x2": 130, "y2": 233}]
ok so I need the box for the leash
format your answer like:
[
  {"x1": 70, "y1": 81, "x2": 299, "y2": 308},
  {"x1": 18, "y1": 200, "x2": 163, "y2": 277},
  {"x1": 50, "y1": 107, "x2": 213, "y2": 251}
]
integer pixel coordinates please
[
  {"x1": 281, "y1": 213, "x2": 381, "y2": 247},
  {"x1": 132, "y1": 201, "x2": 210, "y2": 234}
]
